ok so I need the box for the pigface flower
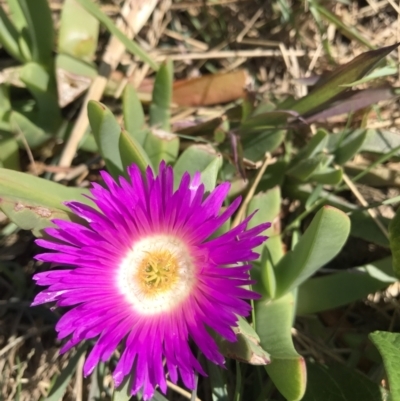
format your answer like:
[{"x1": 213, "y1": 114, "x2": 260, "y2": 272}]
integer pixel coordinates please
[{"x1": 32, "y1": 162, "x2": 270, "y2": 399}]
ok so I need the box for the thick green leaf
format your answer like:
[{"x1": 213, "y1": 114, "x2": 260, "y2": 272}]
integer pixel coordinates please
[
  {"x1": 56, "y1": 53, "x2": 97, "y2": 78},
  {"x1": 119, "y1": 130, "x2": 153, "y2": 174},
  {"x1": 216, "y1": 318, "x2": 270, "y2": 365},
  {"x1": 361, "y1": 128, "x2": 400, "y2": 156},
  {"x1": 216, "y1": 317, "x2": 270, "y2": 365},
  {"x1": 246, "y1": 187, "x2": 284, "y2": 302},
  {"x1": 286, "y1": 184, "x2": 390, "y2": 248},
  {"x1": 88, "y1": 100, "x2": 126, "y2": 179},
  {"x1": 287, "y1": 155, "x2": 327, "y2": 181},
  {"x1": 150, "y1": 391, "x2": 169, "y2": 401},
  {"x1": 351, "y1": 210, "x2": 389, "y2": 248},
  {"x1": 275, "y1": 206, "x2": 350, "y2": 297},
  {"x1": 19, "y1": 62, "x2": 61, "y2": 131},
  {"x1": 123, "y1": 85, "x2": 147, "y2": 146},
  {"x1": 284, "y1": 44, "x2": 398, "y2": 117},
  {"x1": 58, "y1": 0, "x2": 99, "y2": 61},
  {"x1": 389, "y1": 206, "x2": 400, "y2": 278},
  {"x1": 256, "y1": 292, "x2": 306, "y2": 401},
  {"x1": 88, "y1": 101, "x2": 152, "y2": 177},
  {"x1": 0, "y1": 4, "x2": 25, "y2": 62},
  {"x1": 0, "y1": 84, "x2": 11, "y2": 123},
  {"x1": 292, "y1": 129, "x2": 329, "y2": 164},
  {"x1": 303, "y1": 362, "x2": 382, "y2": 401},
  {"x1": 207, "y1": 361, "x2": 228, "y2": 401},
  {"x1": 112, "y1": 375, "x2": 131, "y2": 401},
  {"x1": 333, "y1": 129, "x2": 368, "y2": 165},
  {"x1": 143, "y1": 129, "x2": 179, "y2": 169},
  {"x1": 242, "y1": 130, "x2": 286, "y2": 162},
  {"x1": 0, "y1": 132, "x2": 20, "y2": 170},
  {"x1": 310, "y1": 167, "x2": 343, "y2": 185},
  {"x1": 149, "y1": 60, "x2": 173, "y2": 131},
  {"x1": 247, "y1": 186, "x2": 284, "y2": 261},
  {"x1": 201, "y1": 155, "x2": 222, "y2": 192},
  {"x1": 174, "y1": 144, "x2": 221, "y2": 189},
  {"x1": 0, "y1": 168, "x2": 90, "y2": 236},
  {"x1": 7, "y1": 0, "x2": 27, "y2": 30},
  {"x1": 297, "y1": 257, "x2": 394, "y2": 315},
  {"x1": 18, "y1": 0, "x2": 54, "y2": 65},
  {"x1": 10, "y1": 111, "x2": 51, "y2": 148},
  {"x1": 370, "y1": 331, "x2": 400, "y2": 401},
  {"x1": 75, "y1": 0, "x2": 158, "y2": 70},
  {"x1": 45, "y1": 345, "x2": 87, "y2": 401}
]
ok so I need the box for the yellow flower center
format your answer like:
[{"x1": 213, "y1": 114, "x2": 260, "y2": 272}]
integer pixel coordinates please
[
  {"x1": 118, "y1": 235, "x2": 196, "y2": 315},
  {"x1": 136, "y1": 249, "x2": 179, "y2": 295}
]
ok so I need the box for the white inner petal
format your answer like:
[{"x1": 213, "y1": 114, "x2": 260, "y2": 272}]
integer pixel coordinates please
[{"x1": 118, "y1": 234, "x2": 196, "y2": 315}]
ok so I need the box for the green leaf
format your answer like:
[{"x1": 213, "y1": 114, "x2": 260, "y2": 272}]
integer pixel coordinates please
[
  {"x1": 389, "y1": 206, "x2": 400, "y2": 278},
  {"x1": 143, "y1": 129, "x2": 179, "y2": 169},
  {"x1": 309, "y1": 167, "x2": 343, "y2": 185},
  {"x1": 242, "y1": 130, "x2": 286, "y2": 162},
  {"x1": 58, "y1": 0, "x2": 99, "y2": 61},
  {"x1": 19, "y1": 62, "x2": 61, "y2": 131},
  {"x1": 18, "y1": 0, "x2": 54, "y2": 65},
  {"x1": 75, "y1": 0, "x2": 158, "y2": 70},
  {"x1": 370, "y1": 331, "x2": 400, "y2": 401},
  {"x1": 351, "y1": 210, "x2": 389, "y2": 248},
  {"x1": 287, "y1": 154, "x2": 330, "y2": 181},
  {"x1": 333, "y1": 129, "x2": 368, "y2": 165},
  {"x1": 207, "y1": 361, "x2": 228, "y2": 401},
  {"x1": 0, "y1": 4, "x2": 25, "y2": 62},
  {"x1": 56, "y1": 53, "x2": 97, "y2": 78},
  {"x1": 174, "y1": 144, "x2": 221, "y2": 189},
  {"x1": 0, "y1": 131, "x2": 20, "y2": 170},
  {"x1": 45, "y1": 345, "x2": 87, "y2": 401},
  {"x1": 303, "y1": 362, "x2": 382, "y2": 401},
  {"x1": 0, "y1": 168, "x2": 90, "y2": 236},
  {"x1": 87, "y1": 100, "x2": 126, "y2": 179},
  {"x1": 201, "y1": 155, "x2": 223, "y2": 192},
  {"x1": 88, "y1": 101, "x2": 152, "y2": 178},
  {"x1": 112, "y1": 375, "x2": 131, "y2": 401},
  {"x1": 256, "y1": 292, "x2": 307, "y2": 401},
  {"x1": 275, "y1": 206, "x2": 351, "y2": 297},
  {"x1": 119, "y1": 130, "x2": 153, "y2": 175},
  {"x1": 149, "y1": 60, "x2": 173, "y2": 131},
  {"x1": 284, "y1": 44, "x2": 398, "y2": 117},
  {"x1": 0, "y1": 84, "x2": 11, "y2": 121},
  {"x1": 123, "y1": 85, "x2": 147, "y2": 146},
  {"x1": 297, "y1": 257, "x2": 394, "y2": 315},
  {"x1": 10, "y1": 111, "x2": 51, "y2": 148},
  {"x1": 216, "y1": 317, "x2": 270, "y2": 365},
  {"x1": 292, "y1": 129, "x2": 329, "y2": 163},
  {"x1": 247, "y1": 186, "x2": 284, "y2": 262},
  {"x1": 356, "y1": 128, "x2": 400, "y2": 157},
  {"x1": 7, "y1": 0, "x2": 27, "y2": 31}
]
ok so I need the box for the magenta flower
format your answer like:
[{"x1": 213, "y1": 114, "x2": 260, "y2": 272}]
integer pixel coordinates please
[{"x1": 32, "y1": 162, "x2": 269, "y2": 399}]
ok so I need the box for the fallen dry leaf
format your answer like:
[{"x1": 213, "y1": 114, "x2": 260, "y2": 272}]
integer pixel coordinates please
[{"x1": 172, "y1": 69, "x2": 251, "y2": 106}]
